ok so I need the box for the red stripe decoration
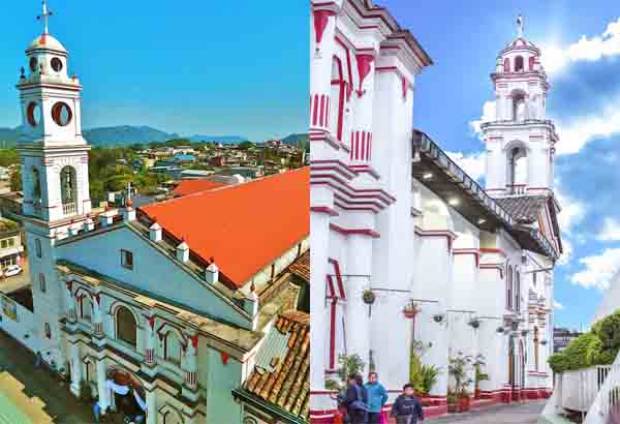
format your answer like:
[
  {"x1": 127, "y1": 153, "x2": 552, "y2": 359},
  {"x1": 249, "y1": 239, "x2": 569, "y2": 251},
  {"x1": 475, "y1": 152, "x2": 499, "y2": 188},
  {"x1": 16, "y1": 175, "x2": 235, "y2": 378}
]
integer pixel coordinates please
[
  {"x1": 312, "y1": 94, "x2": 319, "y2": 126},
  {"x1": 348, "y1": 131, "x2": 373, "y2": 162},
  {"x1": 319, "y1": 95, "x2": 326, "y2": 127}
]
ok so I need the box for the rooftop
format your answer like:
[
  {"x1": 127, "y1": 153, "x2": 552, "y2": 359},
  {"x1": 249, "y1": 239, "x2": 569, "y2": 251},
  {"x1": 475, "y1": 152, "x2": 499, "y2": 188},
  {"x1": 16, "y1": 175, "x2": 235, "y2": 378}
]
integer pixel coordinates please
[
  {"x1": 235, "y1": 310, "x2": 309, "y2": 423},
  {"x1": 139, "y1": 168, "x2": 309, "y2": 287},
  {"x1": 172, "y1": 180, "x2": 226, "y2": 197}
]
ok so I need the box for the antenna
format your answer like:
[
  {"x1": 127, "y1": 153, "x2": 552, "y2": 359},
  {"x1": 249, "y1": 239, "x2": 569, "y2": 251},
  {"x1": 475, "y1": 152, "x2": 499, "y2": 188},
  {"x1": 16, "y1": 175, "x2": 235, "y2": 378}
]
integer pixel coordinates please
[
  {"x1": 37, "y1": 0, "x2": 53, "y2": 35},
  {"x1": 516, "y1": 14, "x2": 525, "y2": 38}
]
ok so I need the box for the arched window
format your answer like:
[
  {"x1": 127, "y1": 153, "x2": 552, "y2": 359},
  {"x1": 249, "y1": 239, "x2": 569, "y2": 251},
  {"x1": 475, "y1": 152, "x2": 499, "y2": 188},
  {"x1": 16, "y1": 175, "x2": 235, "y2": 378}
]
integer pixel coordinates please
[
  {"x1": 115, "y1": 306, "x2": 137, "y2": 347},
  {"x1": 164, "y1": 331, "x2": 182, "y2": 365},
  {"x1": 38, "y1": 273, "x2": 46, "y2": 293},
  {"x1": 512, "y1": 92, "x2": 526, "y2": 122},
  {"x1": 534, "y1": 327, "x2": 540, "y2": 370},
  {"x1": 529, "y1": 56, "x2": 535, "y2": 71},
  {"x1": 60, "y1": 166, "x2": 77, "y2": 216},
  {"x1": 506, "y1": 265, "x2": 513, "y2": 309},
  {"x1": 503, "y1": 57, "x2": 510, "y2": 72},
  {"x1": 515, "y1": 271, "x2": 521, "y2": 312},
  {"x1": 32, "y1": 167, "x2": 41, "y2": 202},
  {"x1": 44, "y1": 322, "x2": 51, "y2": 339},
  {"x1": 507, "y1": 145, "x2": 527, "y2": 194},
  {"x1": 161, "y1": 407, "x2": 183, "y2": 424},
  {"x1": 515, "y1": 55, "x2": 524, "y2": 72},
  {"x1": 80, "y1": 297, "x2": 93, "y2": 322}
]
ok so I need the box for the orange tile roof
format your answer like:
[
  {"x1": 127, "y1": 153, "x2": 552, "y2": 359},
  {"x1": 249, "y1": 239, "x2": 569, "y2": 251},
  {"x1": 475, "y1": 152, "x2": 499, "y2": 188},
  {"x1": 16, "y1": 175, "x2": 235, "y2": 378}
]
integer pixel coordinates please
[
  {"x1": 173, "y1": 179, "x2": 225, "y2": 197},
  {"x1": 139, "y1": 168, "x2": 309, "y2": 288},
  {"x1": 244, "y1": 310, "x2": 309, "y2": 420},
  {"x1": 289, "y1": 251, "x2": 310, "y2": 283}
]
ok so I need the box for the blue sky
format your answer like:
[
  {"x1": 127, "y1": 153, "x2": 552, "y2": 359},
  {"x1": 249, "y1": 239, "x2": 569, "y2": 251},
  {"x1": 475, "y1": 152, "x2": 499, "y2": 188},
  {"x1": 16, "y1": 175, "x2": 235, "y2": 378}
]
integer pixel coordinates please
[
  {"x1": 0, "y1": 1, "x2": 308, "y2": 141},
  {"x1": 382, "y1": 0, "x2": 620, "y2": 330}
]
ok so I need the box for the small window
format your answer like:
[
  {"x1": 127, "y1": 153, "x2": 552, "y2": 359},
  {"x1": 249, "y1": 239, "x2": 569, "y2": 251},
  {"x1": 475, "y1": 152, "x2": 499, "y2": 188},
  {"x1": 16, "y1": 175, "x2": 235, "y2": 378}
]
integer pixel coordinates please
[
  {"x1": 121, "y1": 250, "x2": 134, "y2": 270},
  {"x1": 8, "y1": 238, "x2": 14, "y2": 247},
  {"x1": 116, "y1": 306, "x2": 137, "y2": 347},
  {"x1": 80, "y1": 297, "x2": 92, "y2": 322},
  {"x1": 35, "y1": 238, "x2": 42, "y2": 258},
  {"x1": 44, "y1": 322, "x2": 51, "y2": 339},
  {"x1": 164, "y1": 332, "x2": 182, "y2": 365},
  {"x1": 39, "y1": 273, "x2": 46, "y2": 293},
  {"x1": 515, "y1": 56, "x2": 524, "y2": 72},
  {"x1": 1, "y1": 240, "x2": 7, "y2": 249}
]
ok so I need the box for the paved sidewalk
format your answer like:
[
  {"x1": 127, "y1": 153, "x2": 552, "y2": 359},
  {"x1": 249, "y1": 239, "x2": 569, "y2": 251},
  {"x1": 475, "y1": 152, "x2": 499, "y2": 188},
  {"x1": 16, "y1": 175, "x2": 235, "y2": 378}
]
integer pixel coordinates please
[
  {"x1": 0, "y1": 330, "x2": 94, "y2": 423},
  {"x1": 429, "y1": 400, "x2": 547, "y2": 423}
]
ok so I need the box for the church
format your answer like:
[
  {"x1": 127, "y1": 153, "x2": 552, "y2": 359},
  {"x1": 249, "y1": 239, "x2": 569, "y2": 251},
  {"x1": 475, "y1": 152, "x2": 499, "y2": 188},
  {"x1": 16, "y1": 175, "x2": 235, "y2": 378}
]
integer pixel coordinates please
[
  {"x1": 0, "y1": 3, "x2": 309, "y2": 423},
  {"x1": 309, "y1": 0, "x2": 560, "y2": 421}
]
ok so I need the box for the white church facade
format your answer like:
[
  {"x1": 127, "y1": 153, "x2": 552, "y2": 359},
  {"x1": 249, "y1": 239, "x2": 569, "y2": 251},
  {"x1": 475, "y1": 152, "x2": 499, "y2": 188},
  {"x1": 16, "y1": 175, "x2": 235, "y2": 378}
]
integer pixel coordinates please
[
  {"x1": 309, "y1": 0, "x2": 561, "y2": 421},
  {"x1": 1, "y1": 4, "x2": 310, "y2": 424}
]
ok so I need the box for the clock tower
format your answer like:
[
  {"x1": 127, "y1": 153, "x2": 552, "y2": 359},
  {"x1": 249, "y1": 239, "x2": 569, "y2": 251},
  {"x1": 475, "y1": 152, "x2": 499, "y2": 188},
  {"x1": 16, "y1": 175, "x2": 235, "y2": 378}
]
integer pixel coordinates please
[{"x1": 17, "y1": 0, "x2": 92, "y2": 368}]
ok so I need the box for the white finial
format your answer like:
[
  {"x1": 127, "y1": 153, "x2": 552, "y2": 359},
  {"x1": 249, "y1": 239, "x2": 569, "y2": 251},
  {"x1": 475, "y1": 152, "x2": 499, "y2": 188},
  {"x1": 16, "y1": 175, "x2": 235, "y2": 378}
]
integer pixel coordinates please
[
  {"x1": 37, "y1": 0, "x2": 53, "y2": 35},
  {"x1": 516, "y1": 14, "x2": 525, "y2": 38}
]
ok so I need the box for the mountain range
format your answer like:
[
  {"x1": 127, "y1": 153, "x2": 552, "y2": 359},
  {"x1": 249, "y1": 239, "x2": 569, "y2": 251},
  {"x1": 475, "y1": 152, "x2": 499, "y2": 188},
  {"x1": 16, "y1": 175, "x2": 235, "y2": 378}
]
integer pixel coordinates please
[{"x1": 0, "y1": 125, "x2": 307, "y2": 147}]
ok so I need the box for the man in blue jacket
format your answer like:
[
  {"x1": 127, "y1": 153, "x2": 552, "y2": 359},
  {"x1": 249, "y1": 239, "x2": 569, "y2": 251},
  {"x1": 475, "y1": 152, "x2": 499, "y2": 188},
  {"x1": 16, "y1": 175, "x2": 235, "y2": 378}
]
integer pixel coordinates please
[{"x1": 365, "y1": 372, "x2": 388, "y2": 423}]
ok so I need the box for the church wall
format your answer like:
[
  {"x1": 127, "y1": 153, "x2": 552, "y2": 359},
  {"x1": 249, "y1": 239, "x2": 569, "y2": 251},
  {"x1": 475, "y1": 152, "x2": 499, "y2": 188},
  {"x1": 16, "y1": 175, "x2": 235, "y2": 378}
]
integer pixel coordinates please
[
  {"x1": 56, "y1": 227, "x2": 251, "y2": 329},
  {"x1": 205, "y1": 346, "x2": 243, "y2": 423}
]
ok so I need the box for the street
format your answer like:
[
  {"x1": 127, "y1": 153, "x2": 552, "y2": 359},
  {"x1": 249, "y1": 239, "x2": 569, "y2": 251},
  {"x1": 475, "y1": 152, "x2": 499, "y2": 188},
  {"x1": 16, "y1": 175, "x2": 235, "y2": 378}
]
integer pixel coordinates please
[{"x1": 429, "y1": 400, "x2": 547, "y2": 423}]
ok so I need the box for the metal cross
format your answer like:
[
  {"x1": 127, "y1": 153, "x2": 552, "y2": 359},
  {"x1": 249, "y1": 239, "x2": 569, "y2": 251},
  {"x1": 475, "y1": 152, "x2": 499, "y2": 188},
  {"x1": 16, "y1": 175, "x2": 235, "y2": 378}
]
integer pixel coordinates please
[
  {"x1": 516, "y1": 14, "x2": 525, "y2": 38},
  {"x1": 37, "y1": 0, "x2": 53, "y2": 35}
]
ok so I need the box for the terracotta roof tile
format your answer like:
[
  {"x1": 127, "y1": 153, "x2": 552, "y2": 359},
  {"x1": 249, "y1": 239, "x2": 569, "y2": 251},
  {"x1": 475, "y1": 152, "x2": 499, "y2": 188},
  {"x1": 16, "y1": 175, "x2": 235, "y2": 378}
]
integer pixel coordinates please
[
  {"x1": 173, "y1": 180, "x2": 225, "y2": 197},
  {"x1": 289, "y1": 251, "x2": 310, "y2": 283},
  {"x1": 139, "y1": 168, "x2": 309, "y2": 288},
  {"x1": 244, "y1": 311, "x2": 309, "y2": 420},
  {"x1": 495, "y1": 196, "x2": 549, "y2": 223}
]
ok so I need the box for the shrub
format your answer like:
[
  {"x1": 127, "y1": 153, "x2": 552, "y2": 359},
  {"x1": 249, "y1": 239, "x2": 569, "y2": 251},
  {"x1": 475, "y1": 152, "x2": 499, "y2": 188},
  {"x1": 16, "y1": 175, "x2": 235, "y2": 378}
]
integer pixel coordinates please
[{"x1": 548, "y1": 333, "x2": 602, "y2": 373}]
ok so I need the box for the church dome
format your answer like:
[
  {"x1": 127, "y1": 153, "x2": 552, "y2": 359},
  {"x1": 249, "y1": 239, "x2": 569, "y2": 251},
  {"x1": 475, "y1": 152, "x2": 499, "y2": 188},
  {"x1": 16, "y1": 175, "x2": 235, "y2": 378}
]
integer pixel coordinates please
[{"x1": 27, "y1": 34, "x2": 67, "y2": 54}]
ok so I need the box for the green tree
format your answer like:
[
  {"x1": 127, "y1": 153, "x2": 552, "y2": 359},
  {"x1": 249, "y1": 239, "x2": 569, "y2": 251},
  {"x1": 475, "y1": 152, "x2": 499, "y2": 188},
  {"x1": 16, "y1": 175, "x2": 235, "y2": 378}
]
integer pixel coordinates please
[{"x1": 10, "y1": 167, "x2": 21, "y2": 192}]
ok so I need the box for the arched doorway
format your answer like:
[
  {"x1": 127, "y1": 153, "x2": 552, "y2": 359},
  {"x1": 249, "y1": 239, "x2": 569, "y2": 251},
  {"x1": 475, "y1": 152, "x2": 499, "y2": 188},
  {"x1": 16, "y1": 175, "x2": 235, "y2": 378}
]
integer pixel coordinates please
[
  {"x1": 508, "y1": 336, "x2": 515, "y2": 389},
  {"x1": 106, "y1": 367, "x2": 146, "y2": 421}
]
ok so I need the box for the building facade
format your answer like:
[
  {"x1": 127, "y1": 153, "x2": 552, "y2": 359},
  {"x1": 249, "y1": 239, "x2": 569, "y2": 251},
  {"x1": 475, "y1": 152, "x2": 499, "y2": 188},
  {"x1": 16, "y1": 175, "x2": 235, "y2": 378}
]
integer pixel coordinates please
[
  {"x1": 3, "y1": 4, "x2": 310, "y2": 423},
  {"x1": 309, "y1": 1, "x2": 560, "y2": 421}
]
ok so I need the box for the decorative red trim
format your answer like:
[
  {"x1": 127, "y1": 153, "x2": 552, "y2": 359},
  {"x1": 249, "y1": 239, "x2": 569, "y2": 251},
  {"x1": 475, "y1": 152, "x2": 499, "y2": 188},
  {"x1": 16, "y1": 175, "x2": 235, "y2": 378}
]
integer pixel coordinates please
[
  {"x1": 453, "y1": 248, "x2": 480, "y2": 268},
  {"x1": 330, "y1": 223, "x2": 380, "y2": 238},
  {"x1": 310, "y1": 206, "x2": 339, "y2": 216},
  {"x1": 329, "y1": 299, "x2": 337, "y2": 369},
  {"x1": 479, "y1": 248, "x2": 507, "y2": 257},
  {"x1": 356, "y1": 54, "x2": 375, "y2": 96},
  {"x1": 312, "y1": 9, "x2": 335, "y2": 45},
  {"x1": 147, "y1": 316, "x2": 155, "y2": 329},
  {"x1": 220, "y1": 351, "x2": 229, "y2": 365},
  {"x1": 190, "y1": 334, "x2": 199, "y2": 349},
  {"x1": 479, "y1": 263, "x2": 505, "y2": 279},
  {"x1": 414, "y1": 227, "x2": 457, "y2": 252}
]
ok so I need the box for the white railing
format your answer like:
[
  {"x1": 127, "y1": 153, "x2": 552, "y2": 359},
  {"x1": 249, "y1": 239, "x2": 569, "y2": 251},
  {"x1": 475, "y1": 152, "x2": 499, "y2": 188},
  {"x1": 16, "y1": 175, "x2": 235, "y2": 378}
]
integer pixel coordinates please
[
  {"x1": 62, "y1": 202, "x2": 77, "y2": 216},
  {"x1": 584, "y1": 354, "x2": 620, "y2": 423},
  {"x1": 506, "y1": 184, "x2": 527, "y2": 195},
  {"x1": 555, "y1": 366, "x2": 610, "y2": 414}
]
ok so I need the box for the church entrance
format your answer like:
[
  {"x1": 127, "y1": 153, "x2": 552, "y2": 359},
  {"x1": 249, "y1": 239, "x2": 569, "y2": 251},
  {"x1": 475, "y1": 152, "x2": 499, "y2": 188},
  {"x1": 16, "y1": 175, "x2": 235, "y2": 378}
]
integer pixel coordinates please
[{"x1": 106, "y1": 367, "x2": 146, "y2": 423}]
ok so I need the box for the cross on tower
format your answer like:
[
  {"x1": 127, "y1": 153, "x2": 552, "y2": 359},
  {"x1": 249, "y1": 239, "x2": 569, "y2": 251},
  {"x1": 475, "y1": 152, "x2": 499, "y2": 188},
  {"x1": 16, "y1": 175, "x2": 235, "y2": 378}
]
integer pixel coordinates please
[
  {"x1": 37, "y1": 0, "x2": 53, "y2": 35},
  {"x1": 516, "y1": 14, "x2": 525, "y2": 38}
]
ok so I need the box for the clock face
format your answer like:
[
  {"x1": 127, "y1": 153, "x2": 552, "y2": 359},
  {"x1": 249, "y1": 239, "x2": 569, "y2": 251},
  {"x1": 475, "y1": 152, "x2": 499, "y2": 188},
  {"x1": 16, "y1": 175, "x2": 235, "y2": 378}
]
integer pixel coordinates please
[
  {"x1": 26, "y1": 102, "x2": 41, "y2": 127},
  {"x1": 51, "y1": 102, "x2": 73, "y2": 127},
  {"x1": 29, "y1": 57, "x2": 38, "y2": 73},
  {"x1": 51, "y1": 57, "x2": 63, "y2": 72}
]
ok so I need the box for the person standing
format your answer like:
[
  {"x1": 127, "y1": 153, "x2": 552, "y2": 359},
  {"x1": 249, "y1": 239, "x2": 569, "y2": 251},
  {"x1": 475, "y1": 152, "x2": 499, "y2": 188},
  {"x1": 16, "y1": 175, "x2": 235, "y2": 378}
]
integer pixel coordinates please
[
  {"x1": 391, "y1": 384, "x2": 424, "y2": 424},
  {"x1": 365, "y1": 372, "x2": 388, "y2": 423},
  {"x1": 343, "y1": 373, "x2": 368, "y2": 424}
]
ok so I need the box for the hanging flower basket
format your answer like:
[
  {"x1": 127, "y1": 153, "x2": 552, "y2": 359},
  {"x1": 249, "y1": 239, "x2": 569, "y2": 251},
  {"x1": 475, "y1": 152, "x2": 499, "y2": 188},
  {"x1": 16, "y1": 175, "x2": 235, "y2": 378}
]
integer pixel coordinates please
[
  {"x1": 521, "y1": 330, "x2": 528, "y2": 337},
  {"x1": 433, "y1": 314, "x2": 445, "y2": 323},
  {"x1": 403, "y1": 301, "x2": 420, "y2": 318},
  {"x1": 496, "y1": 326, "x2": 505, "y2": 334},
  {"x1": 540, "y1": 339, "x2": 548, "y2": 346},
  {"x1": 362, "y1": 290, "x2": 376, "y2": 305},
  {"x1": 468, "y1": 318, "x2": 480, "y2": 329},
  {"x1": 511, "y1": 321, "x2": 519, "y2": 331}
]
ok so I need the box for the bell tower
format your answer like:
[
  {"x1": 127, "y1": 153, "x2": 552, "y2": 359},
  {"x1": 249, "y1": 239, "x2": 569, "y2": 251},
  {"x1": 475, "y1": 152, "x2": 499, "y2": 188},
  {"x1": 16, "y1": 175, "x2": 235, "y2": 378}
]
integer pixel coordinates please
[
  {"x1": 18, "y1": 0, "x2": 90, "y2": 222},
  {"x1": 17, "y1": 1, "x2": 92, "y2": 370},
  {"x1": 482, "y1": 16, "x2": 559, "y2": 197}
]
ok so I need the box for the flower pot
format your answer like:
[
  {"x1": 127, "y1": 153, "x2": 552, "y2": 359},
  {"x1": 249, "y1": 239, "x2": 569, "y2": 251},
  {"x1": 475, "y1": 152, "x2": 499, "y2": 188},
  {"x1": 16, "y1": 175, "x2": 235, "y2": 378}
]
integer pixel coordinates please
[
  {"x1": 403, "y1": 309, "x2": 418, "y2": 319},
  {"x1": 447, "y1": 402, "x2": 458, "y2": 413},
  {"x1": 457, "y1": 396, "x2": 471, "y2": 412}
]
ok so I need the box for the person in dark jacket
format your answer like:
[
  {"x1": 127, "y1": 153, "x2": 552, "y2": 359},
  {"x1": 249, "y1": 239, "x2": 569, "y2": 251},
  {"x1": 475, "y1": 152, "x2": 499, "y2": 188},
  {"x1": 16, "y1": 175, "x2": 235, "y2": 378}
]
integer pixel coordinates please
[
  {"x1": 391, "y1": 383, "x2": 424, "y2": 424},
  {"x1": 343, "y1": 373, "x2": 368, "y2": 424},
  {"x1": 365, "y1": 372, "x2": 388, "y2": 423}
]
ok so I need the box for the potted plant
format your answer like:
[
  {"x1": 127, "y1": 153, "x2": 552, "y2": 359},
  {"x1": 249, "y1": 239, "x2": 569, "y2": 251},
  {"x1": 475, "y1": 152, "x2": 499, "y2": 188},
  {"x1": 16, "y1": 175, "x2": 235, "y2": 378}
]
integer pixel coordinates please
[
  {"x1": 433, "y1": 314, "x2": 445, "y2": 323},
  {"x1": 473, "y1": 354, "x2": 489, "y2": 399},
  {"x1": 468, "y1": 318, "x2": 480, "y2": 329},
  {"x1": 496, "y1": 326, "x2": 505, "y2": 334},
  {"x1": 448, "y1": 352, "x2": 473, "y2": 413},
  {"x1": 362, "y1": 289, "x2": 376, "y2": 305},
  {"x1": 403, "y1": 300, "x2": 420, "y2": 318}
]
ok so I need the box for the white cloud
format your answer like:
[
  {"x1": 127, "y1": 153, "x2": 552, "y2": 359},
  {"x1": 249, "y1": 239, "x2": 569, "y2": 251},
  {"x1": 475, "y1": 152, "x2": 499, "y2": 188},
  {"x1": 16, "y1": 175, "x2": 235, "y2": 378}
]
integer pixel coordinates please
[
  {"x1": 555, "y1": 100, "x2": 620, "y2": 155},
  {"x1": 555, "y1": 184, "x2": 586, "y2": 265},
  {"x1": 446, "y1": 151, "x2": 486, "y2": 182},
  {"x1": 469, "y1": 100, "x2": 496, "y2": 137},
  {"x1": 554, "y1": 300, "x2": 564, "y2": 310},
  {"x1": 571, "y1": 248, "x2": 620, "y2": 290},
  {"x1": 597, "y1": 217, "x2": 620, "y2": 241},
  {"x1": 541, "y1": 17, "x2": 620, "y2": 75}
]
